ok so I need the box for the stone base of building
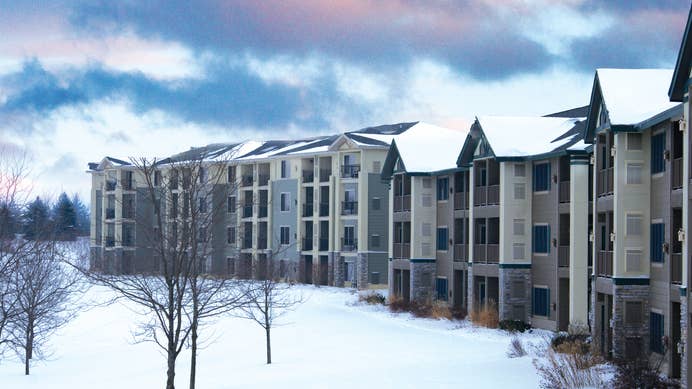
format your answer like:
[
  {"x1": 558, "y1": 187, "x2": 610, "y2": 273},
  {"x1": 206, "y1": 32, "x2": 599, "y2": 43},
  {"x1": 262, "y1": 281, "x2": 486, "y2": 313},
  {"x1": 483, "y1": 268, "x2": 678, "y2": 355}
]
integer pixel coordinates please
[
  {"x1": 498, "y1": 266, "x2": 531, "y2": 323},
  {"x1": 681, "y1": 289, "x2": 688, "y2": 389},
  {"x1": 612, "y1": 283, "x2": 650, "y2": 359},
  {"x1": 356, "y1": 253, "x2": 369, "y2": 290},
  {"x1": 331, "y1": 252, "x2": 344, "y2": 287},
  {"x1": 410, "y1": 260, "x2": 435, "y2": 303},
  {"x1": 467, "y1": 266, "x2": 475, "y2": 313}
]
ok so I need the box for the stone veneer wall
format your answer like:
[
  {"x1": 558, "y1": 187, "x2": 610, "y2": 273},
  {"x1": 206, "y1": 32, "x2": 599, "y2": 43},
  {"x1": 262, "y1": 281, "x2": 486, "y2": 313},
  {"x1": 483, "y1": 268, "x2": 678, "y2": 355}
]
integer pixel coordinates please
[
  {"x1": 681, "y1": 291, "x2": 688, "y2": 389},
  {"x1": 467, "y1": 267, "x2": 475, "y2": 313},
  {"x1": 356, "y1": 253, "x2": 369, "y2": 290},
  {"x1": 410, "y1": 261, "x2": 435, "y2": 303},
  {"x1": 331, "y1": 252, "x2": 344, "y2": 287},
  {"x1": 499, "y1": 267, "x2": 531, "y2": 322},
  {"x1": 612, "y1": 284, "x2": 650, "y2": 358}
]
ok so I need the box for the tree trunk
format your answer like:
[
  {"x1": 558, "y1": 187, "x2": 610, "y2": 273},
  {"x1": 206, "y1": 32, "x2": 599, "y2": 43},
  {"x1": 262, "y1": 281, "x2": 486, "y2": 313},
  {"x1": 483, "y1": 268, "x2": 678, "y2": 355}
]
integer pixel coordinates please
[
  {"x1": 266, "y1": 326, "x2": 271, "y2": 364},
  {"x1": 189, "y1": 322, "x2": 197, "y2": 389},
  {"x1": 25, "y1": 318, "x2": 33, "y2": 375},
  {"x1": 166, "y1": 343, "x2": 176, "y2": 389}
]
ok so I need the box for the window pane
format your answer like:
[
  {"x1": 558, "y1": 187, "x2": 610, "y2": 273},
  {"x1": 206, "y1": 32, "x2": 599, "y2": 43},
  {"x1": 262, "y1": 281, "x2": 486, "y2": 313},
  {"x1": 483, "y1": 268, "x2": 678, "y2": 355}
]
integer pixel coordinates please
[{"x1": 626, "y1": 163, "x2": 642, "y2": 185}]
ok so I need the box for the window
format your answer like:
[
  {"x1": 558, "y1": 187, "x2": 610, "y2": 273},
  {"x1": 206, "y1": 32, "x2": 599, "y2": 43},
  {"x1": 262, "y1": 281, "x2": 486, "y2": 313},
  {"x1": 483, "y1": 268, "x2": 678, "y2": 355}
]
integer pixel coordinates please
[
  {"x1": 422, "y1": 194, "x2": 432, "y2": 207},
  {"x1": 227, "y1": 166, "x2": 236, "y2": 183},
  {"x1": 533, "y1": 287, "x2": 549, "y2": 317},
  {"x1": 533, "y1": 225, "x2": 550, "y2": 254},
  {"x1": 625, "y1": 301, "x2": 642, "y2": 324},
  {"x1": 343, "y1": 226, "x2": 355, "y2": 246},
  {"x1": 513, "y1": 219, "x2": 525, "y2": 236},
  {"x1": 626, "y1": 163, "x2": 643, "y2": 185},
  {"x1": 626, "y1": 214, "x2": 642, "y2": 236},
  {"x1": 533, "y1": 163, "x2": 551, "y2": 192},
  {"x1": 154, "y1": 171, "x2": 162, "y2": 186},
  {"x1": 372, "y1": 161, "x2": 381, "y2": 173},
  {"x1": 199, "y1": 198, "x2": 207, "y2": 213},
  {"x1": 370, "y1": 234, "x2": 380, "y2": 248},
  {"x1": 514, "y1": 183, "x2": 525, "y2": 200},
  {"x1": 227, "y1": 196, "x2": 236, "y2": 213},
  {"x1": 281, "y1": 160, "x2": 289, "y2": 178},
  {"x1": 651, "y1": 132, "x2": 666, "y2": 174},
  {"x1": 627, "y1": 133, "x2": 642, "y2": 151},
  {"x1": 650, "y1": 312, "x2": 665, "y2": 353},
  {"x1": 280, "y1": 193, "x2": 290, "y2": 212},
  {"x1": 437, "y1": 228, "x2": 448, "y2": 251},
  {"x1": 650, "y1": 223, "x2": 665, "y2": 263},
  {"x1": 436, "y1": 278, "x2": 448, "y2": 301},
  {"x1": 422, "y1": 223, "x2": 432, "y2": 237},
  {"x1": 514, "y1": 163, "x2": 526, "y2": 177},
  {"x1": 227, "y1": 257, "x2": 235, "y2": 275},
  {"x1": 513, "y1": 243, "x2": 525, "y2": 260},
  {"x1": 280, "y1": 226, "x2": 290, "y2": 245},
  {"x1": 371, "y1": 197, "x2": 381, "y2": 210},
  {"x1": 437, "y1": 177, "x2": 449, "y2": 201},
  {"x1": 626, "y1": 249, "x2": 642, "y2": 272},
  {"x1": 197, "y1": 227, "x2": 207, "y2": 243},
  {"x1": 227, "y1": 227, "x2": 236, "y2": 245},
  {"x1": 423, "y1": 178, "x2": 432, "y2": 189},
  {"x1": 199, "y1": 167, "x2": 206, "y2": 183}
]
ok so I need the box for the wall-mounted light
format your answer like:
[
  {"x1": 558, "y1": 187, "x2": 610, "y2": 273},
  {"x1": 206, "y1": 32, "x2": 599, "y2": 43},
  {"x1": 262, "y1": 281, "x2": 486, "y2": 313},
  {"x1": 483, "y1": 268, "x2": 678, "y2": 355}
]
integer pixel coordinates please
[
  {"x1": 589, "y1": 232, "x2": 594, "y2": 242},
  {"x1": 678, "y1": 228, "x2": 685, "y2": 243},
  {"x1": 680, "y1": 119, "x2": 687, "y2": 132},
  {"x1": 664, "y1": 150, "x2": 671, "y2": 161},
  {"x1": 551, "y1": 303, "x2": 557, "y2": 311},
  {"x1": 590, "y1": 155, "x2": 595, "y2": 165},
  {"x1": 552, "y1": 174, "x2": 558, "y2": 184},
  {"x1": 610, "y1": 232, "x2": 615, "y2": 242},
  {"x1": 677, "y1": 341, "x2": 685, "y2": 355},
  {"x1": 610, "y1": 146, "x2": 616, "y2": 157},
  {"x1": 662, "y1": 242, "x2": 669, "y2": 254},
  {"x1": 552, "y1": 238, "x2": 557, "y2": 247}
]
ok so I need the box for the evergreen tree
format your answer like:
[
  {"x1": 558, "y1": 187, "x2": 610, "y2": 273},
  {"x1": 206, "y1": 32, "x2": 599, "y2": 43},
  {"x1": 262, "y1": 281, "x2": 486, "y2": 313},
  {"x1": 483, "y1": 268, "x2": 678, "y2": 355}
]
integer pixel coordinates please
[
  {"x1": 22, "y1": 197, "x2": 51, "y2": 240},
  {"x1": 71, "y1": 193, "x2": 90, "y2": 236},
  {"x1": 0, "y1": 202, "x2": 20, "y2": 239},
  {"x1": 52, "y1": 193, "x2": 76, "y2": 240}
]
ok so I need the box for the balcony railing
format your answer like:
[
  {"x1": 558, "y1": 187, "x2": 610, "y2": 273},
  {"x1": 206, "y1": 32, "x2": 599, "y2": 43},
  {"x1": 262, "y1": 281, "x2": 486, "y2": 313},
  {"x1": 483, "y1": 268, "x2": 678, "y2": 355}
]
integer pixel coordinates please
[
  {"x1": 241, "y1": 175, "x2": 253, "y2": 187},
  {"x1": 122, "y1": 178, "x2": 133, "y2": 191},
  {"x1": 672, "y1": 253, "x2": 683, "y2": 284},
  {"x1": 105, "y1": 237, "x2": 115, "y2": 247},
  {"x1": 302, "y1": 171, "x2": 314, "y2": 183},
  {"x1": 454, "y1": 244, "x2": 467, "y2": 261},
  {"x1": 454, "y1": 192, "x2": 469, "y2": 210},
  {"x1": 319, "y1": 202, "x2": 329, "y2": 217},
  {"x1": 258, "y1": 205, "x2": 268, "y2": 218},
  {"x1": 597, "y1": 168, "x2": 613, "y2": 197},
  {"x1": 393, "y1": 242, "x2": 410, "y2": 259},
  {"x1": 486, "y1": 244, "x2": 499, "y2": 263},
  {"x1": 105, "y1": 180, "x2": 116, "y2": 191},
  {"x1": 474, "y1": 185, "x2": 500, "y2": 206},
  {"x1": 473, "y1": 244, "x2": 486, "y2": 262},
  {"x1": 257, "y1": 237, "x2": 267, "y2": 250},
  {"x1": 242, "y1": 205, "x2": 253, "y2": 218},
  {"x1": 105, "y1": 208, "x2": 115, "y2": 220},
  {"x1": 341, "y1": 238, "x2": 358, "y2": 252},
  {"x1": 302, "y1": 238, "x2": 313, "y2": 251},
  {"x1": 341, "y1": 164, "x2": 360, "y2": 179},
  {"x1": 558, "y1": 245, "x2": 570, "y2": 267},
  {"x1": 342, "y1": 201, "x2": 358, "y2": 215},
  {"x1": 473, "y1": 244, "x2": 499, "y2": 263},
  {"x1": 303, "y1": 204, "x2": 314, "y2": 217},
  {"x1": 559, "y1": 181, "x2": 570, "y2": 203},
  {"x1": 122, "y1": 235, "x2": 134, "y2": 247},
  {"x1": 597, "y1": 251, "x2": 613, "y2": 277},
  {"x1": 393, "y1": 195, "x2": 411, "y2": 212},
  {"x1": 673, "y1": 158, "x2": 683, "y2": 190},
  {"x1": 319, "y1": 169, "x2": 331, "y2": 182},
  {"x1": 242, "y1": 238, "x2": 253, "y2": 249},
  {"x1": 258, "y1": 174, "x2": 269, "y2": 186},
  {"x1": 319, "y1": 238, "x2": 328, "y2": 251}
]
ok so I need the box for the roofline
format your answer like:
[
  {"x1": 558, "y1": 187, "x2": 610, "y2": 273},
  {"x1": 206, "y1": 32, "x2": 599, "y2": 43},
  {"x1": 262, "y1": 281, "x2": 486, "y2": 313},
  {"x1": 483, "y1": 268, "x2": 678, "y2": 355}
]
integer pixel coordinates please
[{"x1": 669, "y1": 3, "x2": 692, "y2": 102}]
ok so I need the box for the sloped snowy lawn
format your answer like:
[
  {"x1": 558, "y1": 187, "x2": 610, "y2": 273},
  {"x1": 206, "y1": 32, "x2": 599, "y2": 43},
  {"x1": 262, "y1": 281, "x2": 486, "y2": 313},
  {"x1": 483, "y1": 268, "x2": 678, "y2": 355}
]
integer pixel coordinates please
[{"x1": 0, "y1": 285, "x2": 546, "y2": 388}]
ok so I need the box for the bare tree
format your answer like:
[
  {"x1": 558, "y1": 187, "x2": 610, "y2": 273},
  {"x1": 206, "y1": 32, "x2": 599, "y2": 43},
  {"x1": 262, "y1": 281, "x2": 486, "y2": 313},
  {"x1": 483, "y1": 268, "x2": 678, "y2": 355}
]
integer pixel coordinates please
[
  {"x1": 8, "y1": 239, "x2": 85, "y2": 375},
  {"x1": 241, "y1": 259, "x2": 304, "y2": 364}
]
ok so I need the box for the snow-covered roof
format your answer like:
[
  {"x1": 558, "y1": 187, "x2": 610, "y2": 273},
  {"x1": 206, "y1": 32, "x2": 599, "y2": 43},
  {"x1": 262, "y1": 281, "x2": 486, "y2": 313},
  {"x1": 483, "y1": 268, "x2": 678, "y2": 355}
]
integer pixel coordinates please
[
  {"x1": 478, "y1": 116, "x2": 585, "y2": 158},
  {"x1": 393, "y1": 122, "x2": 468, "y2": 173},
  {"x1": 597, "y1": 68, "x2": 679, "y2": 126}
]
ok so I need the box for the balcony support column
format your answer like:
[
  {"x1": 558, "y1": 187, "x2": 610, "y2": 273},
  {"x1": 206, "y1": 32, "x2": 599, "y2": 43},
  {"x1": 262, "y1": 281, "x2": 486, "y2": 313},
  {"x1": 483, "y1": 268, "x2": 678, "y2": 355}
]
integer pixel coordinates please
[{"x1": 569, "y1": 155, "x2": 589, "y2": 332}]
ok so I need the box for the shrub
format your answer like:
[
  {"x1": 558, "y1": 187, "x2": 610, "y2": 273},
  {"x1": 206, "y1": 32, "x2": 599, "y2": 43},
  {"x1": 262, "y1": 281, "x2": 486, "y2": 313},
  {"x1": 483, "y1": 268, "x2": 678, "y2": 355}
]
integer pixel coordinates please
[
  {"x1": 499, "y1": 319, "x2": 531, "y2": 333},
  {"x1": 533, "y1": 347, "x2": 605, "y2": 389},
  {"x1": 551, "y1": 333, "x2": 590, "y2": 355},
  {"x1": 612, "y1": 346, "x2": 679, "y2": 389},
  {"x1": 507, "y1": 337, "x2": 527, "y2": 358},
  {"x1": 430, "y1": 301, "x2": 452, "y2": 320},
  {"x1": 388, "y1": 296, "x2": 461, "y2": 320},
  {"x1": 451, "y1": 306, "x2": 467, "y2": 320},
  {"x1": 388, "y1": 295, "x2": 410, "y2": 312},
  {"x1": 358, "y1": 291, "x2": 386, "y2": 305},
  {"x1": 469, "y1": 299, "x2": 499, "y2": 328}
]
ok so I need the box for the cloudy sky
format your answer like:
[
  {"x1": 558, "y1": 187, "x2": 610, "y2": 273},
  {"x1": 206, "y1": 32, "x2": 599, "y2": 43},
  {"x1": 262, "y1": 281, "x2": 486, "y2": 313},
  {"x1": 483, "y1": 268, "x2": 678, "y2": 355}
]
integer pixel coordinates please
[{"x1": 0, "y1": 0, "x2": 689, "y2": 201}]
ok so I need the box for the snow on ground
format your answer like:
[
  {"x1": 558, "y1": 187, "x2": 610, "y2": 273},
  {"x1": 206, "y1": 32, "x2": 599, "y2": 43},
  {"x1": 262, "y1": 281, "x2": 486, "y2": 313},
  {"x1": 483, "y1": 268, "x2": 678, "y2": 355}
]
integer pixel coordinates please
[{"x1": 0, "y1": 285, "x2": 549, "y2": 388}]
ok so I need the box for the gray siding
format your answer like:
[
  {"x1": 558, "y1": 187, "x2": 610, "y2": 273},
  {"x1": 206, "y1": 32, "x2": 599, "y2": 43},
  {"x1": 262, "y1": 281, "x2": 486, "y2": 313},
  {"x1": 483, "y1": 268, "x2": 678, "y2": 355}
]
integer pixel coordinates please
[{"x1": 272, "y1": 179, "x2": 299, "y2": 262}]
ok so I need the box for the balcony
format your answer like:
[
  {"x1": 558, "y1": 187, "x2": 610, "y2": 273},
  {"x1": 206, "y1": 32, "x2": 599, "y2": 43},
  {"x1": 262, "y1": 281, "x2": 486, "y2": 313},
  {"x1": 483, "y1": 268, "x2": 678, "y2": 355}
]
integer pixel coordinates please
[
  {"x1": 302, "y1": 171, "x2": 314, "y2": 183},
  {"x1": 454, "y1": 192, "x2": 469, "y2": 210},
  {"x1": 558, "y1": 245, "x2": 570, "y2": 267},
  {"x1": 319, "y1": 202, "x2": 329, "y2": 217},
  {"x1": 241, "y1": 175, "x2": 253, "y2": 187},
  {"x1": 122, "y1": 178, "x2": 134, "y2": 191},
  {"x1": 302, "y1": 238, "x2": 313, "y2": 251},
  {"x1": 257, "y1": 237, "x2": 267, "y2": 250},
  {"x1": 473, "y1": 244, "x2": 499, "y2": 263},
  {"x1": 242, "y1": 237, "x2": 253, "y2": 250},
  {"x1": 242, "y1": 205, "x2": 253, "y2": 218},
  {"x1": 597, "y1": 251, "x2": 613, "y2": 277},
  {"x1": 319, "y1": 169, "x2": 331, "y2": 182},
  {"x1": 597, "y1": 168, "x2": 613, "y2": 197},
  {"x1": 474, "y1": 185, "x2": 500, "y2": 206},
  {"x1": 672, "y1": 253, "x2": 683, "y2": 284},
  {"x1": 122, "y1": 205, "x2": 135, "y2": 219},
  {"x1": 341, "y1": 164, "x2": 360, "y2": 179},
  {"x1": 258, "y1": 174, "x2": 269, "y2": 186},
  {"x1": 105, "y1": 208, "x2": 115, "y2": 220},
  {"x1": 105, "y1": 237, "x2": 115, "y2": 247},
  {"x1": 393, "y1": 195, "x2": 411, "y2": 213},
  {"x1": 122, "y1": 235, "x2": 134, "y2": 247},
  {"x1": 258, "y1": 205, "x2": 268, "y2": 218},
  {"x1": 342, "y1": 201, "x2": 358, "y2": 215},
  {"x1": 673, "y1": 158, "x2": 683, "y2": 190},
  {"x1": 303, "y1": 204, "x2": 314, "y2": 217},
  {"x1": 454, "y1": 244, "x2": 467, "y2": 262},
  {"x1": 559, "y1": 181, "x2": 570, "y2": 203},
  {"x1": 341, "y1": 238, "x2": 358, "y2": 252},
  {"x1": 393, "y1": 243, "x2": 410, "y2": 259},
  {"x1": 105, "y1": 180, "x2": 116, "y2": 191},
  {"x1": 319, "y1": 238, "x2": 329, "y2": 251}
]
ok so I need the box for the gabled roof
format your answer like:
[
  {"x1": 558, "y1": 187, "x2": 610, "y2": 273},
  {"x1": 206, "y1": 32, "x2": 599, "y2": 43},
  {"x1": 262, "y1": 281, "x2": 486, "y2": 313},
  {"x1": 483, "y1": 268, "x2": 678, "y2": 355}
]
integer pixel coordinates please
[
  {"x1": 670, "y1": 3, "x2": 692, "y2": 102},
  {"x1": 87, "y1": 156, "x2": 132, "y2": 171},
  {"x1": 584, "y1": 69, "x2": 681, "y2": 142},
  {"x1": 381, "y1": 122, "x2": 468, "y2": 179}
]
